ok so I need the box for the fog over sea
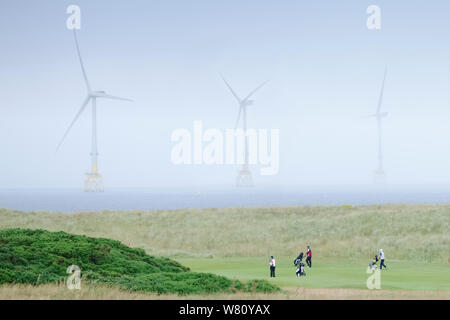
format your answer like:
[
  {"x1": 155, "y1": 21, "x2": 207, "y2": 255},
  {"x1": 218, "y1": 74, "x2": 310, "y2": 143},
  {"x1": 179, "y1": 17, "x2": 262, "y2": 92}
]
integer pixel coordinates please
[{"x1": 0, "y1": 185, "x2": 448, "y2": 213}]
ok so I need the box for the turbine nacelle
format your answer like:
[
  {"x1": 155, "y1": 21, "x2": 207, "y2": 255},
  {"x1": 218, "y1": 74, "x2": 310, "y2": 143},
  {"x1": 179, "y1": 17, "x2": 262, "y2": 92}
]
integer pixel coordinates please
[
  {"x1": 90, "y1": 90, "x2": 106, "y2": 97},
  {"x1": 220, "y1": 75, "x2": 268, "y2": 130},
  {"x1": 88, "y1": 90, "x2": 133, "y2": 102},
  {"x1": 242, "y1": 100, "x2": 254, "y2": 107},
  {"x1": 368, "y1": 112, "x2": 388, "y2": 118}
]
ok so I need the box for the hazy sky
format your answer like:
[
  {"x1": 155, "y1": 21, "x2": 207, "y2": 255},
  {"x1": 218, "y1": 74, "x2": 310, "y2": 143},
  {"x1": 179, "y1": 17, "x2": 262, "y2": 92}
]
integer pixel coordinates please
[{"x1": 0, "y1": 0, "x2": 449, "y2": 188}]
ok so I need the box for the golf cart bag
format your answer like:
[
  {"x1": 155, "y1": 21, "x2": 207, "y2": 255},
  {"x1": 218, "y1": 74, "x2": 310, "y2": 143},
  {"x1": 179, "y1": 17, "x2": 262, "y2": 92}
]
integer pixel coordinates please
[
  {"x1": 369, "y1": 260, "x2": 378, "y2": 270},
  {"x1": 294, "y1": 253, "x2": 306, "y2": 277},
  {"x1": 293, "y1": 252, "x2": 304, "y2": 265},
  {"x1": 369, "y1": 255, "x2": 379, "y2": 270},
  {"x1": 296, "y1": 262, "x2": 306, "y2": 277}
]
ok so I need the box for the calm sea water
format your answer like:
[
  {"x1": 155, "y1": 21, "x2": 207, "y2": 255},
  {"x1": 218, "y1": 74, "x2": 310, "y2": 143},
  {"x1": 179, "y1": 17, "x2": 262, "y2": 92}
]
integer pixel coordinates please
[{"x1": 0, "y1": 185, "x2": 448, "y2": 213}]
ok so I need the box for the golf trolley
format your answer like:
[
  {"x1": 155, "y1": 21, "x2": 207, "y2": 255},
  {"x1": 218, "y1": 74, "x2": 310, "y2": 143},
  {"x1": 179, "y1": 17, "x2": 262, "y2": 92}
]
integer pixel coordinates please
[
  {"x1": 368, "y1": 261, "x2": 379, "y2": 270},
  {"x1": 294, "y1": 257, "x2": 306, "y2": 277}
]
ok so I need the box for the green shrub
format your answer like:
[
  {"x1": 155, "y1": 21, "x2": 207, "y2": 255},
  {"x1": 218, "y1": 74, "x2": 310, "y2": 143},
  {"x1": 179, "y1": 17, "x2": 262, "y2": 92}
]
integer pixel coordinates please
[{"x1": 0, "y1": 228, "x2": 278, "y2": 295}]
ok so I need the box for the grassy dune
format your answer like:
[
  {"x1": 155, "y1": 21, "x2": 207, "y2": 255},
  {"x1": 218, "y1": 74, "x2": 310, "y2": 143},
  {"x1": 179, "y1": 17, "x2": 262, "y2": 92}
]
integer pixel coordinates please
[{"x1": 0, "y1": 205, "x2": 448, "y2": 262}]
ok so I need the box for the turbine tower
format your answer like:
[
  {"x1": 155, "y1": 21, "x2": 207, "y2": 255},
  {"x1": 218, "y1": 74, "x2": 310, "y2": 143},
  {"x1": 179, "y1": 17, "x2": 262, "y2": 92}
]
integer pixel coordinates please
[
  {"x1": 368, "y1": 68, "x2": 388, "y2": 184},
  {"x1": 57, "y1": 30, "x2": 132, "y2": 192},
  {"x1": 221, "y1": 75, "x2": 268, "y2": 187}
]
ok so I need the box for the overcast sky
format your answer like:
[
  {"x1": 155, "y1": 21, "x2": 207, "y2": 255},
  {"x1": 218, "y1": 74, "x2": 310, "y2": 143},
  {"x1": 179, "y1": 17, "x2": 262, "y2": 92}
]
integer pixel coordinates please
[{"x1": 0, "y1": 0, "x2": 449, "y2": 188}]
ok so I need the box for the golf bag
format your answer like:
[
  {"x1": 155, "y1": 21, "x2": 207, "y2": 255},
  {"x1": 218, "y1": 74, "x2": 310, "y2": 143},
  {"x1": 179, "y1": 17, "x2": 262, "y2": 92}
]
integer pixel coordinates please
[
  {"x1": 294, "y1": 253, "x2": 306, "y2": 277},
  {"x1": 293, "y1": 252, "x2": 304, "y2": 265},
  {"x1": 369, "y1": 260, "x2": 378, "y2": 270},
  {"x1": 296, "y1": 262, "x2": 306, "y2": 277},
  {"x1": 369, "y1": 255, "x2": 379, "y2": 270}
]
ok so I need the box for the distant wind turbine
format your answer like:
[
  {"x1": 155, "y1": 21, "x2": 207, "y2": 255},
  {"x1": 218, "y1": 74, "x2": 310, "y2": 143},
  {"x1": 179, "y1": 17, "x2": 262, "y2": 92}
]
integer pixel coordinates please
[
  {"x1": 221, "y1": 75, "x2": 268, "y2": 187},
  {"x1": 367, "y1": 67, "x2": 388, "y2": 184},
  {"x1": 57, "y1": 30, "x2": 132, "y2": 192}
]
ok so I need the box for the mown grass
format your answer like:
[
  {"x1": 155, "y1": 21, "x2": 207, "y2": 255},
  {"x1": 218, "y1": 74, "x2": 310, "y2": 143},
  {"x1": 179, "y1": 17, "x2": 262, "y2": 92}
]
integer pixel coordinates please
[
  {"x1": 0, "y1": 205, "x2": 448, "y2": 262},
  {"x1": 179, "y1": 257, "x2": 450, "y2": 291}
]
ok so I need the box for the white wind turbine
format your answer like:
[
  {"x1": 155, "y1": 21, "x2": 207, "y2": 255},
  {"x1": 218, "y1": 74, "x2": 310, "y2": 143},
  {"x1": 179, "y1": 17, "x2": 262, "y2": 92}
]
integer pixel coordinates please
[
  {"x1": 221, "y1": 75, "x2": 268, "y2": 187},
  {"x1": 57, "y1": 30, "x2": 132, "y2": 192},
  {"x1": 367, "y1": 67, "x2": 388, "y2": 184}
]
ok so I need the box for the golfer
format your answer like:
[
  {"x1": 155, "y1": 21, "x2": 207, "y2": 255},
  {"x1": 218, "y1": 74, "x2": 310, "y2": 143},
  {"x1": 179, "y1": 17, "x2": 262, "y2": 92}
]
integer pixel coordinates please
[
  {"x1": 306, "y1": 246, "x2": 312, "y2": 268},
  {"x1": 269, "y1": 256, "x2": 276, "y2": 278},
  {"x1": 379, "y1": 249, "x2": 387, "y2": 270}
]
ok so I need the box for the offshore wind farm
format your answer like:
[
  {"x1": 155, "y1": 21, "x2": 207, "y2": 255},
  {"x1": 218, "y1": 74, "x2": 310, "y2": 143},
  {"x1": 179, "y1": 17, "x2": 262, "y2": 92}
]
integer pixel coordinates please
[
  {"x1": 56, "y1": 30, "x2": 132, "y2": 192},
  {"x1": 221, "y1": 75, "x2": 269, "y2": 187},
  {"x1": 0, "y1": 2, "x2": 447, "y2": 193},
  {"x1": 367, "y1": 68, "x2": 389, "y2": 184}
]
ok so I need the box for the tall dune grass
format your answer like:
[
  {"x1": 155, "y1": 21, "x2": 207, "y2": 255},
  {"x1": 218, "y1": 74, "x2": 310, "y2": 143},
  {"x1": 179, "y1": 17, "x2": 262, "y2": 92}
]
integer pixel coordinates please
[
  {"x1": 0, "y1": 283, "x2": 448, "y2": 300},
  {"x1": 0, "y1": 205, "x2": 448, "y2": 262}
]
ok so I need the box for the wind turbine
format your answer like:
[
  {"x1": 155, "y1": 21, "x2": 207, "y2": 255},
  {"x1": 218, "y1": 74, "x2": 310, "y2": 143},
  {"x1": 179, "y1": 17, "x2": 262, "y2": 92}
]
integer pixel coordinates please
[
  {"x1": 221, "y1": 75, "x2": 268, "y2": 187},
  {"x1": 57, "y1": 30, "x2": 132, "y2": 192},
  {"x1": 368, "y1": 67, "x2": 388, "y2": 184}
]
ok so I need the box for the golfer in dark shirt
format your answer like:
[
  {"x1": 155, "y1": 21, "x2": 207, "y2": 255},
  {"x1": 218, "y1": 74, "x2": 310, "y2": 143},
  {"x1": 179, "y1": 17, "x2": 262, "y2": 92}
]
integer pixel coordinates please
[{"x1": 269, "y1": 256, "x2": 276, "y2": 277}]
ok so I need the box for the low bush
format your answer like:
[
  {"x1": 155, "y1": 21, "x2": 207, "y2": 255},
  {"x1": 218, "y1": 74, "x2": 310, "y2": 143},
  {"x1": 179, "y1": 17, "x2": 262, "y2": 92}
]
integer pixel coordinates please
[{"x1": 0, "y1": 228, "x2": 278, "y2": 295}]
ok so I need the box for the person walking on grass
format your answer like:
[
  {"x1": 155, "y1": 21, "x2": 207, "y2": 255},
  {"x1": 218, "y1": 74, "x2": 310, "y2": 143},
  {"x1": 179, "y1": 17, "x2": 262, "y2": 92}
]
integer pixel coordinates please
[
  {"x1": 379, "y1": 249, "x2": 388, "y2": 270},
  {"x1": 306, "y1": 245, "x2": 312, "y2": 268},
  {"x1": 269, "y1": 256, "x2": 276, "y2": 278}
]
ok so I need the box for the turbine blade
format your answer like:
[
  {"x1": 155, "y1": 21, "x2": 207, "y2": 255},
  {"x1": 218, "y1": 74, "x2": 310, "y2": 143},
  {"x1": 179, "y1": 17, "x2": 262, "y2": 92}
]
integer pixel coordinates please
[
  {"x1": 98, "y1": 93, "x2": 133, "y2": 102},
  {"x1": 56, "y1": 96, "x2": 91, "y2": 152},
  {"x1": 243, "y1": 80, "x2": 269, "y2": 102},
  {"x1": 376, "y1": 67, "x2": 387, "y2": 113},
  {"x1": 220, "y1": 74, "x2": 241, "y2": 103},
  {"x1": 234, "y1": 106, "x2": 243, "y2": 130},
  {"x1": 73, "y1": 30, "x2": 91, "y2": 92}
]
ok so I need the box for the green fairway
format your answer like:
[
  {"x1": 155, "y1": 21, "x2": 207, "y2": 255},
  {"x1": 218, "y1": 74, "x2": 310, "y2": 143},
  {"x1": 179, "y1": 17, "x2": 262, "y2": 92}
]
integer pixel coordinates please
[{"x1": 179, "y1": 257, "x2": 450, "y2": 291}]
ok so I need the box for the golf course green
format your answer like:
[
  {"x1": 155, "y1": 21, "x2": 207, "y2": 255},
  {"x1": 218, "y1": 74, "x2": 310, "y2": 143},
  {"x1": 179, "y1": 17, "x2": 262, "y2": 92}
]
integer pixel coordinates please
[{"x1": 179, "y1": 257, "x2": 450, "y2": 291}]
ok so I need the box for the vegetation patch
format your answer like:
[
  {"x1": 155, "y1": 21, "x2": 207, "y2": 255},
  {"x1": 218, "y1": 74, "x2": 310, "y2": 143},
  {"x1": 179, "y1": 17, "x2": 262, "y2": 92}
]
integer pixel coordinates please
[
  {"x1": 1, "y1": 205, "x2": 447, "y2": 261},
  {"x1": 0, "y1": 228, "x2": 279, "y2": 295}
]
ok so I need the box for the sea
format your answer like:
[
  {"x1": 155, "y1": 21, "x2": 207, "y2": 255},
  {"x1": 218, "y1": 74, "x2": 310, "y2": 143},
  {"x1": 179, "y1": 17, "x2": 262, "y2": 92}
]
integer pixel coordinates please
[{"x1": 0, "y1": 185, "x2": 448, "y2": 213}]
